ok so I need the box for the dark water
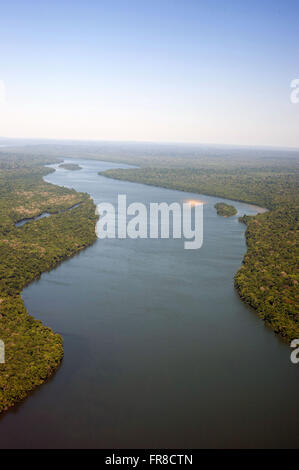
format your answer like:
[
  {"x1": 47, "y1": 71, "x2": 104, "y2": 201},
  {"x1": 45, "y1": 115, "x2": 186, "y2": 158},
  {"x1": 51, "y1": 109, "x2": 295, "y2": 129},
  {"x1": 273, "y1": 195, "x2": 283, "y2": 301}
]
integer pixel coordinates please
[{"x1": 0, "y1": 159, "x2": 298, "y2": 449}]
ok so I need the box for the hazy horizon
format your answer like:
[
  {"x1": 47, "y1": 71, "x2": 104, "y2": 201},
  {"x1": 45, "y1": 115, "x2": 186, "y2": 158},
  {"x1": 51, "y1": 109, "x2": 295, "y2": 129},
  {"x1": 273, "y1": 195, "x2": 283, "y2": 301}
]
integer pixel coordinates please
[{"x1": 1, "y1": 136, "x2": 299, "y2": 153}]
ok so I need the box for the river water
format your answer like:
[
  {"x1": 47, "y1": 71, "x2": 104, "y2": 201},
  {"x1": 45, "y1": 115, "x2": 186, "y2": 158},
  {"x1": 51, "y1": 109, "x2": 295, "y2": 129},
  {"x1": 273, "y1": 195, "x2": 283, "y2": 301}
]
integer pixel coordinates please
[{"x1": 0, "y1": 158, "x2": 298, "y2": 449}]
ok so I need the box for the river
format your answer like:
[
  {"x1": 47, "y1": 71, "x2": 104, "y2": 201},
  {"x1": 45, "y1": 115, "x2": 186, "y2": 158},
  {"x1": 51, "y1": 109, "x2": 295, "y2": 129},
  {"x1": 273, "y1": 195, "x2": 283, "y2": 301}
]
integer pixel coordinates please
[{"x1": 0, "y1": 158, "x2": 298, "y2": 449}]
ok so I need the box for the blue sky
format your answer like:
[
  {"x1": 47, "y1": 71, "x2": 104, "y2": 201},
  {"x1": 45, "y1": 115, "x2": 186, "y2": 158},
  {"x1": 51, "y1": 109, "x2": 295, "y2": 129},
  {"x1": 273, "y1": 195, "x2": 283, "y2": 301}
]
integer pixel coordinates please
[{"x1": 0, "y1": 0, "x2": 299, "y2": 147}]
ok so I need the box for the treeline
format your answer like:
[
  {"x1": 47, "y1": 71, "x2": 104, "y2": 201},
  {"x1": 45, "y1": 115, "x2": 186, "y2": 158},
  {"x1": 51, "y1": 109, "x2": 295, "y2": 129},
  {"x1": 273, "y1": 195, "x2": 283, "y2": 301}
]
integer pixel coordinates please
[
  {"x1": 101, "y1": 167, "x2": 298, "y2": 210},
  {"x1": 0, "y1": 155, "x2": 98, "y2": 412},
  {"x1": 101, "y1": 166, "x2": 299, "y2": 342}
]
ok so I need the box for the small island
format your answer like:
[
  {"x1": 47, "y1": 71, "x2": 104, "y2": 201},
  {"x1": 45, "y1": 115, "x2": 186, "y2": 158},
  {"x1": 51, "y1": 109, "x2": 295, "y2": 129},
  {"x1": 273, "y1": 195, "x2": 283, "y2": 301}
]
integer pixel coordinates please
[
  {"x1": 59, "y1": 163, "x2": 82, "y2": 171},
  {"x1": 214, "y1": 202, "x2": 237, "y2": 217}
]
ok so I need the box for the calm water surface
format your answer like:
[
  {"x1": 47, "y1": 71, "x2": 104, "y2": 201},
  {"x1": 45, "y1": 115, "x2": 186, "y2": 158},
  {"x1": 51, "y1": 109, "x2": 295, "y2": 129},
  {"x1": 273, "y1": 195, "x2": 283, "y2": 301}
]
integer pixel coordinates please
[{"x1": 0, "y1": 159, "x2": 298, "y2": 449}]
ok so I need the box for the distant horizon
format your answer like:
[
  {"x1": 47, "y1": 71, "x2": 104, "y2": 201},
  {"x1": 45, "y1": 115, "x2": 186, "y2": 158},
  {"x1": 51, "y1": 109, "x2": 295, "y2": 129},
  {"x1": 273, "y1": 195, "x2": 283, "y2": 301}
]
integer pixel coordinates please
[{"x1": 1, "y1": 135, "x2": 299, "y2": 153}]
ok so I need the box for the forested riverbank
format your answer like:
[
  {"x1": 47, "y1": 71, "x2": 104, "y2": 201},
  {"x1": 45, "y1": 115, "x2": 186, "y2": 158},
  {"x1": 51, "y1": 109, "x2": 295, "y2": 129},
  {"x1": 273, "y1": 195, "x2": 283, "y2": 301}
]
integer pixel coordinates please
[
  {"x1": 0, "y1": 153, "x2": 98, "y2": 412},
  {"x1": 100, "y1": 166, "x2": 299, "y2": 342}
]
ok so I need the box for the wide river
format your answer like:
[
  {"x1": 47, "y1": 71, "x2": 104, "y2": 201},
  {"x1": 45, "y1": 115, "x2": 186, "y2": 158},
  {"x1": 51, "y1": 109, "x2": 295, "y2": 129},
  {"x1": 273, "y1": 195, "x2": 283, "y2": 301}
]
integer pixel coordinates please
[{"x1": 0, "y1": 158, "x2": 298, "y2": 449}]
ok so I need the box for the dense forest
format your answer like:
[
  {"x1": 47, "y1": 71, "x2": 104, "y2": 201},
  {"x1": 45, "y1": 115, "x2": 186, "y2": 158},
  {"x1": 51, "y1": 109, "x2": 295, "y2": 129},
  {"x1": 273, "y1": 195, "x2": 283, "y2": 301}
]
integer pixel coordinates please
[
  {"x1": 101, "y1": 166, "x2": 299, "y2": 342},
  {"x1": 0, "y1": 153, "x2": 98, "y2": 412},
  {"x1": 214, "y1": 202, "x2": 237, "y2": 217}
]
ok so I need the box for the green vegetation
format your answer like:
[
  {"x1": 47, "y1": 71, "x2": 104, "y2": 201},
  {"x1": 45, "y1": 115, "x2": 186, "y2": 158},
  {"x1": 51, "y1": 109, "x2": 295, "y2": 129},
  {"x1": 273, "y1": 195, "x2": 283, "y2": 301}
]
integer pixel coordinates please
[
  {"x1": 100, "y1": 166, "x2": 299, "y2": 343},
  {"x1": 214, "y1": 202, "x2": 237, "y2": 217},
  {"x1": 59, "y1": 163, "x2": 82, "y2": 171},
  {"x1": 2, "y1": 141, "x2": 299, "y2": 171},
  {"x1": 100, "y1": 167, "x2": 298, "y2": 209},
  {"x1": 235, "y1": 209, "x2": 298, "y2": 340},
  {"x1": 0, "y1": 153, "x2": 98, "y2": 412}
]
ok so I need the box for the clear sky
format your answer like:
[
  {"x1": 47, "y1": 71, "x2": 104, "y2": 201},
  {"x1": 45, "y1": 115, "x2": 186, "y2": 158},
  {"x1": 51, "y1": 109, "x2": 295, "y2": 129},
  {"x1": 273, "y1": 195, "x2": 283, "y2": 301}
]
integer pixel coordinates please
[{"x1": 0, "y1": 0, "x2": 299, "y2": 147}]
